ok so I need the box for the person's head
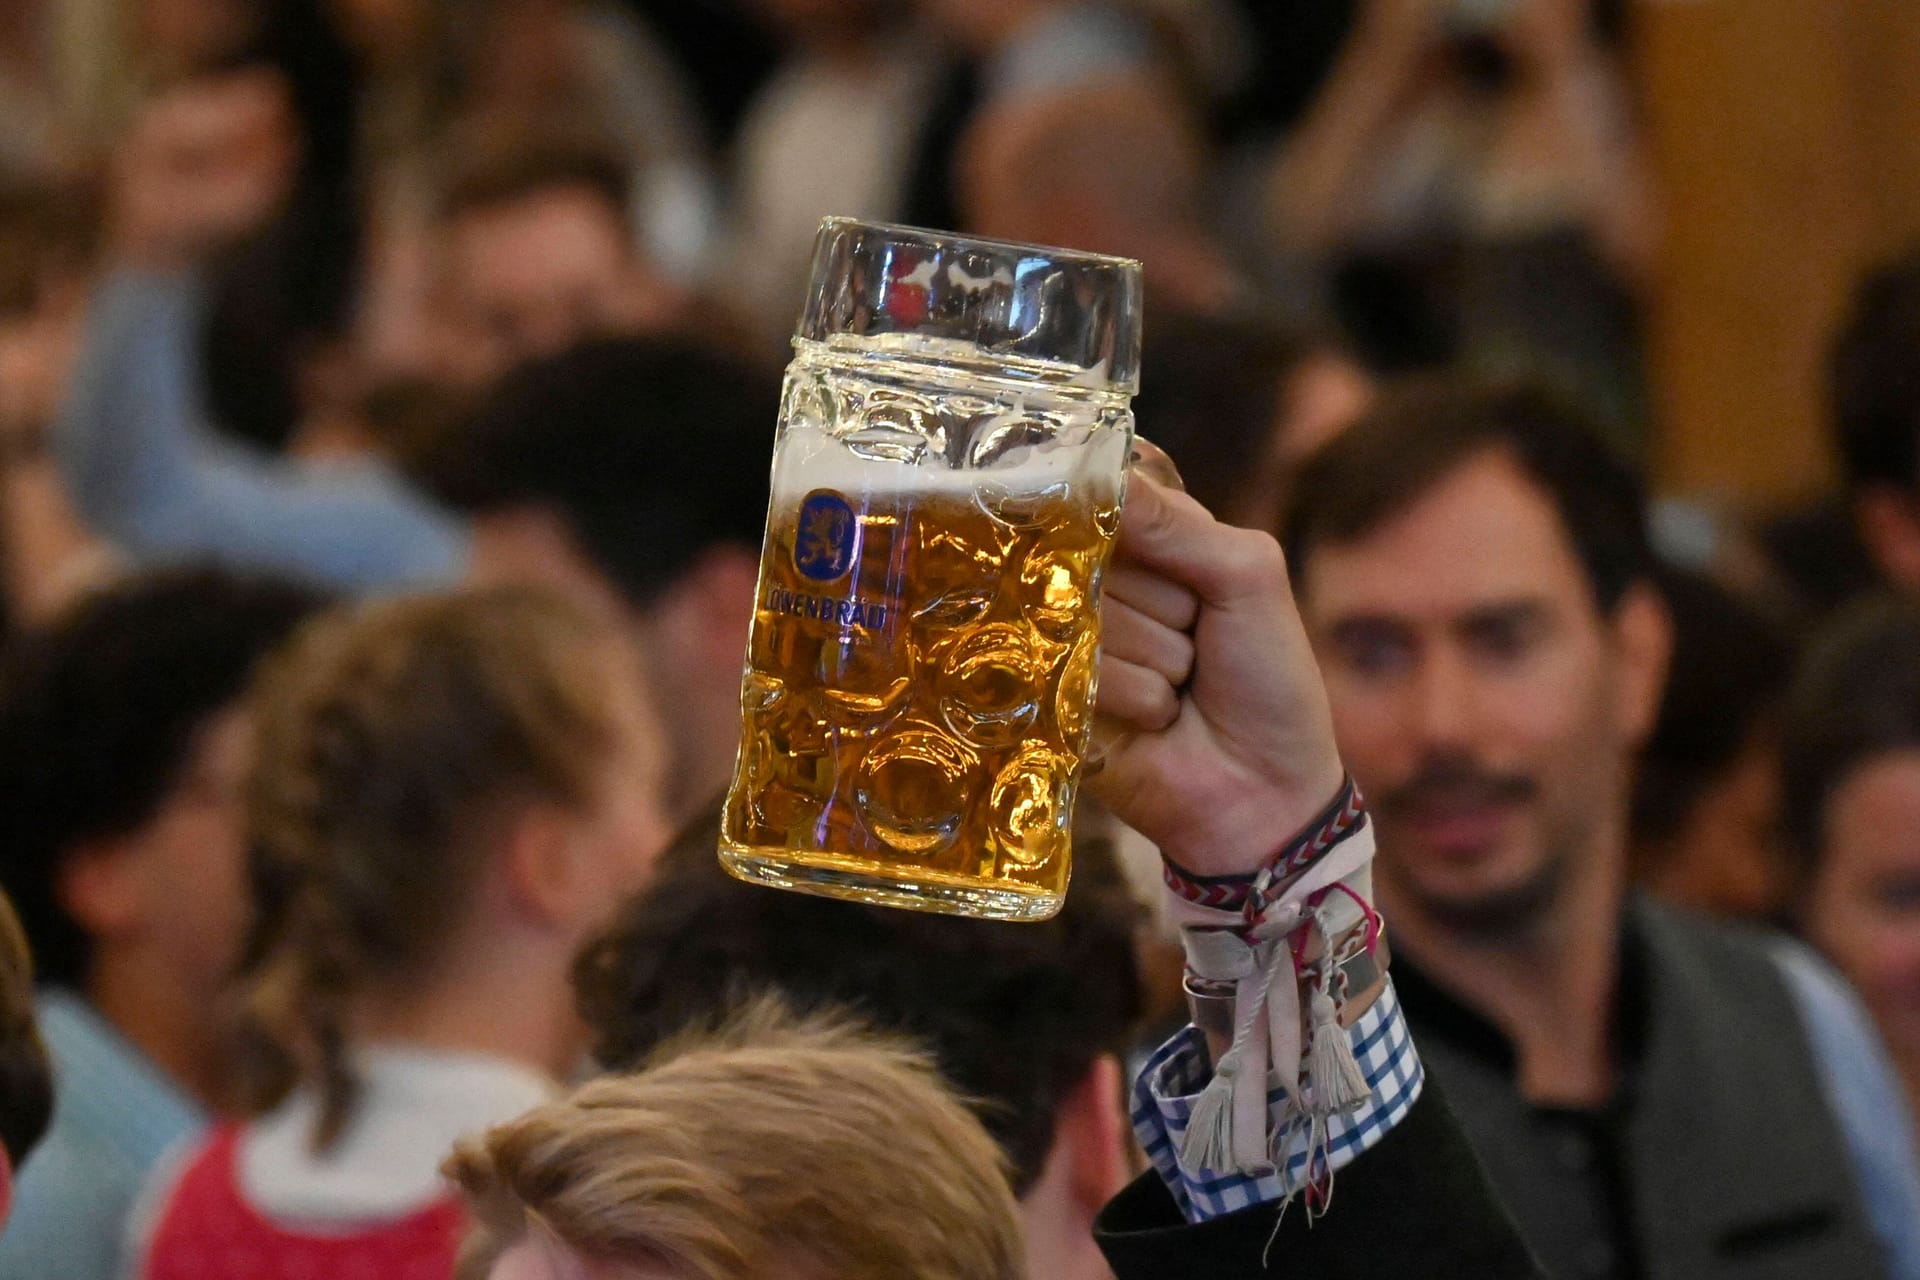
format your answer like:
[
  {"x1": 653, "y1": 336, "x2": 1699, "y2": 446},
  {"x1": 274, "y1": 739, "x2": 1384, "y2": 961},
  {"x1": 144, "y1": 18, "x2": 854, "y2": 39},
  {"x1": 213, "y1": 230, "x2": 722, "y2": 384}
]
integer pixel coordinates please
[
  {"x1": 574, "y1": 813, "x2": 1141, "y2": 1277},
  {"x1": 1631, "y1": 569, "x2": 1797, "y2": 922},
  {"x1": 1283, "y1": 381, "x2": 1669, "y2": 937},
  {"x1": 0, "y1": 889, "x2": 53, "y2": 1228},
  {"x1": 958, "y1": 77, "x2": 1227, "y2": 312},
  {"x1": 913, "y1": 0, "x2": 1057, "y2": 53},
  {"x1": 1133, "y1": 311, "x2": 1370, "y2": 531},
  {"x1": 433, "y1": 130, "x2": 666, "y2": 384},
  {"x1": 1782, "y1": 597, "x2": 1920, "y2": 1080},
  {"x1": 184, "y1": 0, "x2": 364, "y2": 451},
  {"x1": 138, "y1": 0, "x2": 262, "y2": 75},
  {"x1": 745, "y1": 0, "x2": 893, "y2": 45},
  {"x1": 326, "y1": 0, "x2": 436, "y2": 65},
  {"x1": 1832, "y1": 248, "x2": 1920, "y2": 588},
  {"x1": 0, "y1": 176, "x2": 98, "y2": 435},
  {"x1": 0, "y1": 177, "x2": 108, "y2": 624},
  {"x1": 0, "y1": 570, "x2": 324, "y2": 1000},
  {"x1": 416, "y1": 335, "x2": 777, "y2": 815},
  {"x1": 445, "y1": 1002, "x2": 1026, "y2": 1280},
  {"x1": 0, "y1": 177, "x2": 97, "y2": 330},
  {"x1": 239, "y1": 586, "x2": 671, "y2": 1147}
]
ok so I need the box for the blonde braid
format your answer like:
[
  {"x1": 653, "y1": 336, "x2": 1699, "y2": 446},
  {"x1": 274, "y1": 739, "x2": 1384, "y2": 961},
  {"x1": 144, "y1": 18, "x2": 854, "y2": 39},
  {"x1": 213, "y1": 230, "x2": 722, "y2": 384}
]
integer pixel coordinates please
[{"x1": 237, "y1": 587, "x2": 627, "y2": 1151}]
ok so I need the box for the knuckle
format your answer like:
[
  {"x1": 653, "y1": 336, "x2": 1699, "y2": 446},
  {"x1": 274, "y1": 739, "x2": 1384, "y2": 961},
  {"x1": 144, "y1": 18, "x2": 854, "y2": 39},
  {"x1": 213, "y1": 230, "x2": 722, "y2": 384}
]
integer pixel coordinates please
[
  {"x1": 1170, "y1": 635, "x2": 1197, "y2": 684},
  {"x1": 1224, "y1": 528, "x2": 1289, "y2": 590},
  {"x1": 1127, "y1": 479, "x2": 1180, "y2": 543},
  {"x1": 1148, "y1": 681, "x2": 1181, "y2": 731},
  {"x1": 1133, "y1": 507, "x2": 1176, "y2": 555}
]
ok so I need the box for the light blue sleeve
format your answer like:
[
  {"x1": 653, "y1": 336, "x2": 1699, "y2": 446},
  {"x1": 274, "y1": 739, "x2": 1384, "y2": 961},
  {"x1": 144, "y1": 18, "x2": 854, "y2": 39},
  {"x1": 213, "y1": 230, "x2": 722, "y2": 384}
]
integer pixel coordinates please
[
  {"x1": 0, "y1": 993, "x2": 204, "y2": 1280},
  {"x1": 55, "y1": 270, "x2": 471, "y2": 593},
  {"x1": 0, "y1": 1126, "x2": 133, "y2": 1280},
  {"x1": 1773, "y1": 939, "x2": 1920, "y2": 1280}
]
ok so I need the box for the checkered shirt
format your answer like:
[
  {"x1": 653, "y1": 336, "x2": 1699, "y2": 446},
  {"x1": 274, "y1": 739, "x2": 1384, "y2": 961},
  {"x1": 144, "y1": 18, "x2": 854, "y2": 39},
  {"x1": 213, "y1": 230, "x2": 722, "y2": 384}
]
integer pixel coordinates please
[{"x1": 1131, "y1": 977, "x2": 1425, "y2": 1222}]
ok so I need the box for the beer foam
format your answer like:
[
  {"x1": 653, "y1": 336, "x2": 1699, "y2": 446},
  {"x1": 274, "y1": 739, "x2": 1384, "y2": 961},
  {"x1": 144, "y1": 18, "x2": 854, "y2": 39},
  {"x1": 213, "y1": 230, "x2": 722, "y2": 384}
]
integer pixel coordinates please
[{"x1": 771, "y1": 427, "x2": 1124, "y2": 503}]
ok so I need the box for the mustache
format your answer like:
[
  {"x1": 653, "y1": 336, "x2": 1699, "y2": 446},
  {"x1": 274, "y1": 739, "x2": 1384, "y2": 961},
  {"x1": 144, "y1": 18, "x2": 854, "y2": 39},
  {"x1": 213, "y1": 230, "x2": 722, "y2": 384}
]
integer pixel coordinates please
[{"x1": 1377, "y1": 755, "x2": 1536, "y2": 817}]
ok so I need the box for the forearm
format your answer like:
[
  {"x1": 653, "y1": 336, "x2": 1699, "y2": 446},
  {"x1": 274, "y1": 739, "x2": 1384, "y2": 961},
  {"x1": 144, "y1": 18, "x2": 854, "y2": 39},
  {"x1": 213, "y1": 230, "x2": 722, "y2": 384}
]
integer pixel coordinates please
[
  {"x1": 1112, "y1": 799, "x2": 1539, "y2": 1275},
  {"x1": 54, "y1": 269, "x2": 470, "y2": 590},
  {"x1": 1098, "y1": 1077, "x2": 1548, "y2": 1278},
  {"x1": 1498, "y1": 51, "x2": 1655, "y2": 281},
  {"x1": 54, "y1": 268, "x2": 208, "y2": 540},
  {"x1": 1265, "y1": 26, "x2": 1429, "y2": 252},
  {"x1": 1133, "y1": 978, "x2": 1423, "y2": 1219}
]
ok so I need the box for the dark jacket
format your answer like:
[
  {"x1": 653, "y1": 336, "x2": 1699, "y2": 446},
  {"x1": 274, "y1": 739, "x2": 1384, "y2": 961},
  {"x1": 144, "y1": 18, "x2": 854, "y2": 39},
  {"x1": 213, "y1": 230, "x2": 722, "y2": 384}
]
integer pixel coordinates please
[
  {"x1": 1095, "y1": 1081, "x2": 1548, "y2": 1279},
  {"x1": 1399, "y1": 897, "x2": 1889, "y2": 1280}
]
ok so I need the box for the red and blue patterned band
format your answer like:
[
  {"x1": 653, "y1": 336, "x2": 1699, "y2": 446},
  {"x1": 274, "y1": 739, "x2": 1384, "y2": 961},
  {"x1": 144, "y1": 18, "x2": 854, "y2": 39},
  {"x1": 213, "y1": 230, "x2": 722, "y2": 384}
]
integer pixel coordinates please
[{"x1": 1158, "y1": 775, "x2": 1369, "y2": 925}]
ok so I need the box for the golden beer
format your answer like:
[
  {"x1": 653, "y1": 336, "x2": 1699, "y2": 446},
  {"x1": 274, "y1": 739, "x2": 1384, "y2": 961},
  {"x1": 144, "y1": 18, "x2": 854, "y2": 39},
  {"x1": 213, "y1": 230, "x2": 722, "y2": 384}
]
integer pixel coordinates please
[
  {"x1": 720, "y1": 220, "x2": 1141, "y2": 920},
  {"x1": 723, "y1": 478, "x2": 1120, "y2": 917}
]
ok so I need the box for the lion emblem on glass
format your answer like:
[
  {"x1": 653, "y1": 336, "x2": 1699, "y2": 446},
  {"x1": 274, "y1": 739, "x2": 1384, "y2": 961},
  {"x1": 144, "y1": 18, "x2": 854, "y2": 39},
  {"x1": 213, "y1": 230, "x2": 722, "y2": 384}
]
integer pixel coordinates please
[{"x1": 794, "y1": 490, "x2": 858, "y2": 582}]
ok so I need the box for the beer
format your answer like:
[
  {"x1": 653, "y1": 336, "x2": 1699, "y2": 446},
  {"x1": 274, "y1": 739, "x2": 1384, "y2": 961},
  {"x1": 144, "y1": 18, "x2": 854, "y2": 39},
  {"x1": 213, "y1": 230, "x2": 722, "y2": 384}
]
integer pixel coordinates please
[{"x1": 721, "y1": 220, "x2": 1140, "y2": 920}]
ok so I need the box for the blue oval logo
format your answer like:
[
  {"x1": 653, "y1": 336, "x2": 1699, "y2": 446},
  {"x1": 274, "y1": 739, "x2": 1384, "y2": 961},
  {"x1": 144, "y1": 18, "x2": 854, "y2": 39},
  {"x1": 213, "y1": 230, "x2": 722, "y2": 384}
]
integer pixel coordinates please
[{"x1": 794, "y1": 490, "x2": 858, "y2": 582}]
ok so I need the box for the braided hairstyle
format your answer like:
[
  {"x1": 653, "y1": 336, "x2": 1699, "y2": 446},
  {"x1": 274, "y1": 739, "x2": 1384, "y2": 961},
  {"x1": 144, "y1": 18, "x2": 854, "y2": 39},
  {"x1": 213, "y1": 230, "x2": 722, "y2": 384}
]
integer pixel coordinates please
[{"x1": 238, "y1": 586, "x2": 628, "y2": 1150}]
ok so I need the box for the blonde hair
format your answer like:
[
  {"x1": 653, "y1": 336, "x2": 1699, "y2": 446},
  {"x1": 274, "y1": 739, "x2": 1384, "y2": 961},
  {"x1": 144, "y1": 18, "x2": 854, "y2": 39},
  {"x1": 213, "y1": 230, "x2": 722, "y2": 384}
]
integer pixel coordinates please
[
  {"x1": 444, "y1": 1002, "x2": 1028, "y2": 1280},
  {"x1": 240, "y1": 586, "x2": 634, "y2": 1149}
]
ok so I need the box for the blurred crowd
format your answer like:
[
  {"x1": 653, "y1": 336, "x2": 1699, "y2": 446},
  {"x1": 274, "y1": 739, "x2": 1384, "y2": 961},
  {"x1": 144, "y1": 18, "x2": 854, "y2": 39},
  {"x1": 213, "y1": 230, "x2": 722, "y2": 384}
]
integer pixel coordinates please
[{"x1": 0, "y1": 0, "x2": 1919, "y2": 1277}]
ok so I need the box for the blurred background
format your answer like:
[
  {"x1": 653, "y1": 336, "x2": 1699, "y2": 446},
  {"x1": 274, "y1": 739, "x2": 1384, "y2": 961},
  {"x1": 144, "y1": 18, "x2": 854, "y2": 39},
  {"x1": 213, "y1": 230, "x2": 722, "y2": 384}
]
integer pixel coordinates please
[
  {"x1": 4, "y1": 0, "x2": 1920, "y2": 908},
  {"x1": 9, "y1": 6, "x2": 1920, "y2": 1273},
  {"x1": 5, "y1": 0, "x2": 1919, "y2": 571}
]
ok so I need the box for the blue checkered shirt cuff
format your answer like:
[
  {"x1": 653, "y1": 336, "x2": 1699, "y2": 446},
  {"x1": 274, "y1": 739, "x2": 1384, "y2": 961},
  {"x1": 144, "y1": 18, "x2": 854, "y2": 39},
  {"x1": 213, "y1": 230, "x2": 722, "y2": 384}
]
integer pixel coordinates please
[{"x1": 1129, "y1": 977, "x2": 1424, "y2": 1222}]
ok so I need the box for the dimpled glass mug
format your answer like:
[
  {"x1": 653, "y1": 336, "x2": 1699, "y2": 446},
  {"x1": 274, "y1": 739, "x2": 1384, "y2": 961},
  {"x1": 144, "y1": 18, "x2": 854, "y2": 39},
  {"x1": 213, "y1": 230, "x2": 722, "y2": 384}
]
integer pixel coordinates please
[{"x1": 719, "y1": 219, "x2": 1143, "y2": 921}]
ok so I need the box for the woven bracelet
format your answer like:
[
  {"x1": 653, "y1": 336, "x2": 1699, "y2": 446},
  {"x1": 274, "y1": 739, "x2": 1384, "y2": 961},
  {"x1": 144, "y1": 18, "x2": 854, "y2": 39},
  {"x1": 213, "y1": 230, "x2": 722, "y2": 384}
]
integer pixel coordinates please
[{"x1": 1159, "y1": 775, "x2": 1368, "y2": 924}]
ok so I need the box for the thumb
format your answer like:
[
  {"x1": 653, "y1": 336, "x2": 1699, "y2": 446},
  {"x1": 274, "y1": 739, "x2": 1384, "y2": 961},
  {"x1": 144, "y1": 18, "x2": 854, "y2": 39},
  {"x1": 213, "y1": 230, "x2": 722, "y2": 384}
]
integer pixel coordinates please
[{"x1": 1116, "y1": 474, "x2": 1297, "y2": 612}]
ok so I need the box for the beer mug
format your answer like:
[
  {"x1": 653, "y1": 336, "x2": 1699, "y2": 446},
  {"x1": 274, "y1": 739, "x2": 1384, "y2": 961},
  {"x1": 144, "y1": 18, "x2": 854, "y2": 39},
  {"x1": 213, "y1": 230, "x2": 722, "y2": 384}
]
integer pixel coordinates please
[{"x1": 720, "y1": 219, "x2": 1143, "y2": 920}]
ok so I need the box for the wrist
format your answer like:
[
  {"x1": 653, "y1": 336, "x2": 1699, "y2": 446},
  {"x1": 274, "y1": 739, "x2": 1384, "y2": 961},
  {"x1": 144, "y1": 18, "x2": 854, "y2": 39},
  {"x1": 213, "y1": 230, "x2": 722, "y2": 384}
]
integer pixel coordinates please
[
  {"x1": 1160, "y1": 772, "x2": 1364, "y2": 917},
  {"x1": 1162, "y1": 805, "x2": 1385, "y2": 1179},
  {"x1": 1183, "y1": 926, "x2": 1389, "y2": 1063},
  {"x1": 1155, "y1": 757, "x2": 1349, "y2": 881}
]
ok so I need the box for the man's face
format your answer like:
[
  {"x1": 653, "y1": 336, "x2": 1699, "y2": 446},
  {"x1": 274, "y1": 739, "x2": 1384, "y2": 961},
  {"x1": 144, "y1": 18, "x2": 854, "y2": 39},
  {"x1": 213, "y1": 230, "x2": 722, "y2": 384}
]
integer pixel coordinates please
[
  {"x1": 1806, "y1": 751, "x2": 1920, "y2": 1075},
  {"x1": 1301, "y1": 451, "x2": 1665, "y2": 932},
  {"x1": 444, "y1": 187, "x2": 640, "y2": 382},
  {"x1": 65, "y1": 704, "x2": 257, "y2": 991}
]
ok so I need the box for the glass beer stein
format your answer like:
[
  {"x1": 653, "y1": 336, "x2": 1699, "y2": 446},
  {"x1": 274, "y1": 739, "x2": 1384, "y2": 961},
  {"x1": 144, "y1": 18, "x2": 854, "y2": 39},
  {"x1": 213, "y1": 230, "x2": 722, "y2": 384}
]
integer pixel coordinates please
[{"x1": 719, "y1": 219, "x2": 1143, "y2": 920}]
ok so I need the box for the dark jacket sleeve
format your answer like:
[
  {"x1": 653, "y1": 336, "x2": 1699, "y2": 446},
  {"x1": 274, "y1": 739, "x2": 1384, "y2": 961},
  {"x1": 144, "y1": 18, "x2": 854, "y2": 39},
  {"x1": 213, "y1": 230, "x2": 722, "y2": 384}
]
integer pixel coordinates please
[{"x1": 1094, "y1": 1080, "x2": 1548, "y2": 1279}]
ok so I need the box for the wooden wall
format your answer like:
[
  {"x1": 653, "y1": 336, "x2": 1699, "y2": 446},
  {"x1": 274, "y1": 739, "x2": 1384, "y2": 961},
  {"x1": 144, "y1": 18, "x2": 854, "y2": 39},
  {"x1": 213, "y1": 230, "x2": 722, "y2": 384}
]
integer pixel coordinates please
[{"x1": 1636, "y1": 0, "x2": 1920, "y2": 506}]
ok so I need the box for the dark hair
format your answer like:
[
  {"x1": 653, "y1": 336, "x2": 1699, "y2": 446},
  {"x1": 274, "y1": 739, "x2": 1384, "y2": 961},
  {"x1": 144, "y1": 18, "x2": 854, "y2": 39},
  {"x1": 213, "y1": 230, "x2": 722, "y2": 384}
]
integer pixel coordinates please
[
  {"x1": 220, "y1": 0, "x2": 360, "y2": 192},
  {"x1": 1282, "y1": 380, "x2": 1651, "y2": 612},
  {"x1": 1132, "y1": 311, "x2": 1327, "y2": 525},
  {"x1": 1831, "y1": 249, "x2": 1920, "y2": 494},
  {"x1": 0, "y1": 569, "x2": 326, "y2": 988},
  {"x1": 413, "y1": 335, "x2": 777, "y2": 608},
  {"x1": 435, "y1": 128, "x2": 635, "y2": 229},
  {"x1": 1780, "y1": 596, "x2": 1920, "y2": 875},
  {"x1": 0, "y1": 177, "x2": 99, "y2": 320},
  {"x1": 0, "y1": 889, "x2": 51, "y2": 1170},
  {"x1": 573, "y1": 811, "x2": 1145, "y2": 1195},
  {"x1": 201, "y1": 192, "x2": 362, "y2": 451},
  {"x1": 201, "y1": 0, "x2": 366, "y2": 451},
  {"x1": 1631, "y1": 569, "x2": 1796, "y2": 846}
]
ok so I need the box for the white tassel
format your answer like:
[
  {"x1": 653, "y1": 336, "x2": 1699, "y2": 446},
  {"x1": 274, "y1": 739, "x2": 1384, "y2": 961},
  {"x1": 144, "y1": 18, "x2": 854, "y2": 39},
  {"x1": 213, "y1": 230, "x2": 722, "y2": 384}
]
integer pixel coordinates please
[
  {"x1": 1178, "y1": 1047, "x2": 1241, "y2": 1171},
  {"x1": 1180, "y1": 928, "x2": 1285, "y2": 1175},
  {"x1": 1306, "y1": 983, "x2": 1368, "y2": 1115}
]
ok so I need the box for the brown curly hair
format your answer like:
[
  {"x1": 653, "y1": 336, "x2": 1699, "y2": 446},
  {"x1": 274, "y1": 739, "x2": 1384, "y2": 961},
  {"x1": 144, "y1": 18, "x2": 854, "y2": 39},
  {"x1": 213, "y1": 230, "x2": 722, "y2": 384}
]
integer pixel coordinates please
[{"x1": 238, "y1": 586, "x2": 637, "y2": 1150}]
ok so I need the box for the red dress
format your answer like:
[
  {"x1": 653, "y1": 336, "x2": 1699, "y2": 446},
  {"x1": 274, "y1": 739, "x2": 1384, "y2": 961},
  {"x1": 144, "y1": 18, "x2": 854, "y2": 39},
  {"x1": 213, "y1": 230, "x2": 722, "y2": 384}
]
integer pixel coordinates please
[{"x1": 139, "y1": 1124, "x2": 465, "y2": 1280}]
